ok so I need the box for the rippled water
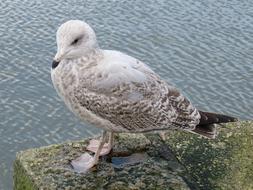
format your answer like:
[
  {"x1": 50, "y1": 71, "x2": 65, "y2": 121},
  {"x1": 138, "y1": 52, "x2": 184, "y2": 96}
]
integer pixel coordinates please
[{"x1": 0, "y1": 0, "x2": 253, "y2": 189}]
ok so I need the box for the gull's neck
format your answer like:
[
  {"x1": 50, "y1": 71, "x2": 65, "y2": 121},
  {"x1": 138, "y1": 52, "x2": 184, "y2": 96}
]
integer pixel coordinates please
[{"x1": 75, "y1": 48, "x2": 103, "y2": 67}]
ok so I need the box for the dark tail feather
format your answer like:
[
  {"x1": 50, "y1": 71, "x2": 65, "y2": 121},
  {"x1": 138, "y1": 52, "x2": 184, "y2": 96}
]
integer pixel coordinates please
[
  {"x1": 191, "y1": 111, "x2": 238, "y2": 139},
  {"x1": 198, "y1": 111, "x2": 238, "y2": 125}
]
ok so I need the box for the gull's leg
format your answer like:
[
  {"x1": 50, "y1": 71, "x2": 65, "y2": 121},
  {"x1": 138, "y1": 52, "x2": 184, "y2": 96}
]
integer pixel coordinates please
[
  {"x1": 71, "y1": 131, "x2": 107, "y2": 172},
  {"x1": 159, "y1": 131, "x2": 167, "y2": 141},
  {"x1": 87, "y1": 131, "x2": 114, "y2": 156},
  {"x1": 92, "y1": 131, "x2": 108, "y2": 163},
  {"x1": 100, "y1": 131, "x2": 114, "y2": 155},
  {"x1": 108, "y1": 132, "x2": 114, "y2": 149}
]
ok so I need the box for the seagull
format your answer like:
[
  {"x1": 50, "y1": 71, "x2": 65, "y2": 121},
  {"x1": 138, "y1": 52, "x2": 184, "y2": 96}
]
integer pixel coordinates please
[{"x1": 51, "y1": 20, "x2": 238, "y2": 172}]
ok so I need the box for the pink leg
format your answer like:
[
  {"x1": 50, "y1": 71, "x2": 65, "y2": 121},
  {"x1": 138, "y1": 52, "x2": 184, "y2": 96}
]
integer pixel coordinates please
[
  {"x1": 159, "y1": 131, "x2": 167, "y2": 141},
  {"x1": 87, "y1": 132, "x2": 114, "y2": 156},
  {"x1": 71, "y1": 131, "x2": 108, "y2": 173}
]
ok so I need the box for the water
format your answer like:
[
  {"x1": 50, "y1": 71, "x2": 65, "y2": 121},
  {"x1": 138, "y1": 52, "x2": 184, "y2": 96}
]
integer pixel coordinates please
[{"x1": 0, "y1": 0, "x2": 252, "y2": 189}]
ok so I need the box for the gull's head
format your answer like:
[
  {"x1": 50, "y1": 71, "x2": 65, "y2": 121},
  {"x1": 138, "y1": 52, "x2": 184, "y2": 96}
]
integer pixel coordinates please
[{"x1": 52, "y1": 20, "x2": 97, "y2": 67}]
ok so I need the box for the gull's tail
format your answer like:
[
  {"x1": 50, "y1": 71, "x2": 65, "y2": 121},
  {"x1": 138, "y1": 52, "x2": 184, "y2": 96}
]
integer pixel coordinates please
[{"x1": 191, "y1": 111, "x2": 238, "y2": 139}]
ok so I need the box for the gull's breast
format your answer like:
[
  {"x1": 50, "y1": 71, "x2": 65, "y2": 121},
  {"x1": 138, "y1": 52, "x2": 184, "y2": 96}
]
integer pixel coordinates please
[{"x1": 51, "y1": 60, "x2": 126, "y2": 132}]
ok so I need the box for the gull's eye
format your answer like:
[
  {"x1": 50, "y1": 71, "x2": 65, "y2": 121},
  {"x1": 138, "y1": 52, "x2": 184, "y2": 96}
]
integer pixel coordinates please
[{"x1": 71, "y1": 38, "x2": 79, "y2": 46}]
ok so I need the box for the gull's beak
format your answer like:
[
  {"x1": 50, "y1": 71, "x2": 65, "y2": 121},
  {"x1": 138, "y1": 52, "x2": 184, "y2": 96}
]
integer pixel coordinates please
[
  {"x1": 52, "y1": 60, "x2": 60, "y2": 69},
  {"x1": 52, "y1": 49, "x2": 64, "y2": 69}
]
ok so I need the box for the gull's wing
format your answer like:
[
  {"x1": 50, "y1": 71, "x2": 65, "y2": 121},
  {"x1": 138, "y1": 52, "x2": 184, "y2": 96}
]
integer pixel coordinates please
[{"x1": 74, "y1": 50, "x2": 200, "y2": 132}]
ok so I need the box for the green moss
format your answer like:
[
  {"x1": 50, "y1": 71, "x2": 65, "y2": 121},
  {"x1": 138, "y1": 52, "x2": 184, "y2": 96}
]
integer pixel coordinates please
[
  {"x1": 164, "y1": 121, "x2": 253, "y2": 190},
  {"x1": 13, "y1": 158, "x2": 39, "y2": 190}
]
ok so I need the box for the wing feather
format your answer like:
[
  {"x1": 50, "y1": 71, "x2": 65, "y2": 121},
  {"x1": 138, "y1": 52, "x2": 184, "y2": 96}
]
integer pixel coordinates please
[{"x1": 73, "y1": 51, "x2": 200, "y2": 132}]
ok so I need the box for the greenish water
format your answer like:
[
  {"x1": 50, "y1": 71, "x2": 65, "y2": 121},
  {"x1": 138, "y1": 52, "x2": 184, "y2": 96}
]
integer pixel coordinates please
[{"x1": 0, "y1": 0, "x2": 252, "y2": 189}]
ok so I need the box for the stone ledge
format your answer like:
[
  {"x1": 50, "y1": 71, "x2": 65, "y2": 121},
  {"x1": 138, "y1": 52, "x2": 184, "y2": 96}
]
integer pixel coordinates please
[
  {"x1": 164, "y1": 121, "x2": 253, "y2": 190},
  {"x1": 14, "y1": 134, "x2": 196, "y2": 190},
  {"x1": 14, "y1": 121, "x2": 253, "y2": 190}
]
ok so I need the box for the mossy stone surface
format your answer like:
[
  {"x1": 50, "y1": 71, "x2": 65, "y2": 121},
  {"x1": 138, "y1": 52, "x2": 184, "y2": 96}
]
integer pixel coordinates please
[
  {"x1": 164, "y1": 121, "x2": 253, "y2": 190},
  {"x1": 14, "y1": 121, "x2": 253, "y2": 190},
  {"x1": 14, "y1": 134, "x2": 194, "y2": 190}
]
